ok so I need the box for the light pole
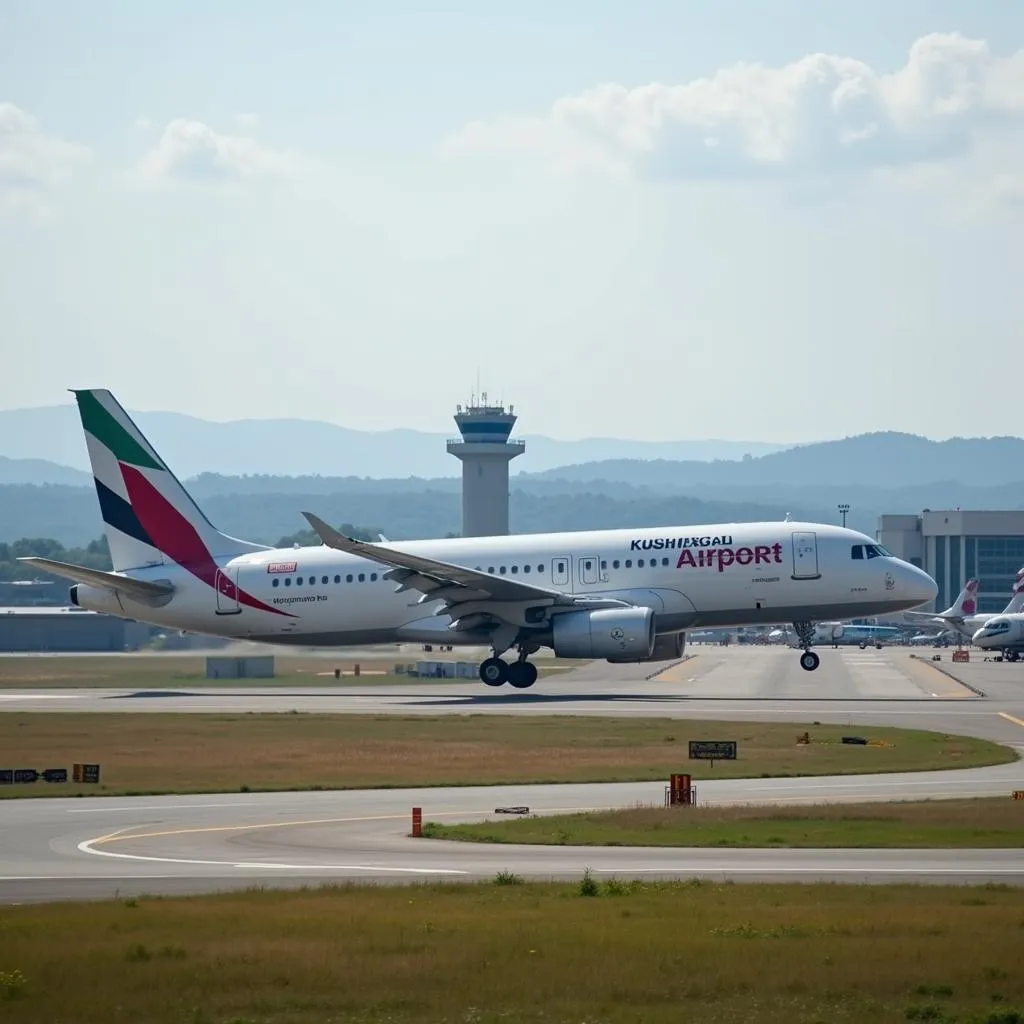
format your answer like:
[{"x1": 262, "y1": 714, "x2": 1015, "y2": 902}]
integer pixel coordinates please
[{"x1": 838, "y1": 504, "x2": 850, "y2": 528}]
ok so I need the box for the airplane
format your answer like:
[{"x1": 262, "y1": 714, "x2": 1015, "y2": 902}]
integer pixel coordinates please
[
  {"x1": 810, "y1": 622, "x2": 904, "y2": 648},
  {"x1": 901, "y1": 570, "x2": 1024, "y2": 639},
  {"x1": 908, "y1": 630, "x2": 952, "y2": 646},
  {"x1": 972, "y1": 614, "x2": 1024, "y2": 661},
  {"x1": 19, "y1": 390, "x2": 938, "y2": 687}
]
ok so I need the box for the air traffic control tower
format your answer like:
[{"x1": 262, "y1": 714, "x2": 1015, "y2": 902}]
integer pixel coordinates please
[{"x1": 446, "y1": 394, "x2": 525, "y2": 537}]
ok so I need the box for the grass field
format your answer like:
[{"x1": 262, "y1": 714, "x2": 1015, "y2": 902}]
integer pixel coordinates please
[
  {"x1": 0, "y1": 653, "x2": 577, "y2": 689},
  {"x1": 424, "y1": 797, "x2": 1024, "y2": 849},
  {"x1": 0, "y1": 713, "x2": 1014, "y2": 799},
  {"x1": 2, "y1": 881, "x2": 1023, "y2": 1023}
]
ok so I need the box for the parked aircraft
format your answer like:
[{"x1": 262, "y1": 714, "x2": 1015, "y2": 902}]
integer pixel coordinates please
[
  {"x1": 20, "y1": 390, "x2": 937, "y2": 686},
  {"x1": 812, "y1": 623, "x2": 904, "y2": 647},
  {"x1": 972, "y1": 616, "x2": 1024, "y2": 660},
  {"x1": 903, "y1": 570, "x2": 1024, "y2": 639}
]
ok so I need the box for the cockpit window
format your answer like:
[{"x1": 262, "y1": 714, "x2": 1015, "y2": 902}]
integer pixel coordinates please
[
  {"x1": 874, "y1": 544, "x2": 892, "y2": 556},
  {"x1": 985, "y1": 620, "x2": 1010, "y2": 635},
  {"x1": 851, "y1": 545, "x2": 864, "y2": 560}
]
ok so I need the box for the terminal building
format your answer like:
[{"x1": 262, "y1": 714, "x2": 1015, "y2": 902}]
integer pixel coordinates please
[
  {"x1": 0, "y1": 606, "x2": 152, "y2": 652},
  {"x1": 877, "y1": 510, "x2": 1024, "y2": 614}
]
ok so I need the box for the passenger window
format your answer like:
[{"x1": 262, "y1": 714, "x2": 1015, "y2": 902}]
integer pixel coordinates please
[
  {"x1": 601, "y1": 560, "x2": 607, "y2": 570},
  {"x1": 538, "y1": 564, "x2": 545, "y2": 573},
  {"x1": 488, "y1": 566, "x2": 495, "y2": 574},
  {"x1": 625, "y1": 559, "x2": 632, "y2": 568},
  {"x1": 285, "y1": 578, "x2": 291, "y2": 587},
  {"x1": 613, "y1": 560, "x2": 620, "y2": 569},
  {"x1": 851, "y1": 546, "x2": 863, "y2": 559},
  {"x1": 346, "y1": 574, "x2": 353, "y2": 583},
  {"x1": 322, "y1": 575, "x2": 328, "y2": 585},
  {"x1": 500, "y1": 566, "x2": 506, "y2": 575},
  {"x1": 358, "y1": 573, "x2": 366, "y2": 582},
  {"x1": 371, "y1": 573, "x2": 378, "y2": 581},
  {"x1": 662, "y1": 557, "x2": 669, "y2": 567},
  {"x1": 296, "y1": 577, "x2": 303, "y2": 586},
  {"x1": 524, "y1": 564, "x2": 531, "y2": 573},
  {"x1": 334, "y1": 575, "x2": 341, "y2": 584},
  {"x1": 272, "y1": 578, "x2": 280, "y2": 587},
  {"x1": 511, "y1": 565, "x2": 518, "y2": 574}
]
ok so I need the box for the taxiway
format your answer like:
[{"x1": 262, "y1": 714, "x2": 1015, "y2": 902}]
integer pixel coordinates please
[{"x1": 1, "y1": 646, "x2": 1022, "y2": 903}]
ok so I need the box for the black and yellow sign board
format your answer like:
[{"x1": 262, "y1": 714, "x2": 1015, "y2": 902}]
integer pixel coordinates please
[
  {"x1": 72, "y1": 763, "x2": 101, "y2": 784},
  {"x1": 688, "y1": 741, "x2": 737, "y2": 761},
  {"x1": 0, "y1": 767, "x2": 70, "y2": 784}
]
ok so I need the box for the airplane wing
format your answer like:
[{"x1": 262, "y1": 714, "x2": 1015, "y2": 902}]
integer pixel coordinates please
[
  {"x1": 302, "y1": 513, "x2": 575, "y2": 609},
  {"x1": 18, "y1": 557, "x2": 174, "y2": 603}
]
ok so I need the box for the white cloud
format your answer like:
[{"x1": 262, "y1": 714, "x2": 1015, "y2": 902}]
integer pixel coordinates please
[
  {"x1": 0, "y1": 103, "x2": 91, "y2": 214},
  {"x1": 137, "y1": 118, "x2": 297, "y2": 185},
  {"x1": 442, "y1": 33, "x2": 1024, "y2": 182}
]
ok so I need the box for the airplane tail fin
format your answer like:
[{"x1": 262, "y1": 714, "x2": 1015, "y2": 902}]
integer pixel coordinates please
[
  {"x1": 937, "y1": 578, "x2": 979, "y2": 620},
  {"x1": 71, "y1": 389, "x2": 266, "y2": 572},
  {"x1": 1002, "y1": 567, "x2": 1024, "y2": 614}
]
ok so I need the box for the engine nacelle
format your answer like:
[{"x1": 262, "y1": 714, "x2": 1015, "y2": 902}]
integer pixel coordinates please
[
  {"x1": 607, "y1": 630, "x2": 685, "y2": 664},
  {"x1": 551, "y1": 607, "x2": 655, "y2": 660}
]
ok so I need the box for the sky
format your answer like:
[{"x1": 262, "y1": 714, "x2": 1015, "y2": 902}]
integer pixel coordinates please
[{"x1": 2, "y1": 1, "x2": 1023, "y2": 445}]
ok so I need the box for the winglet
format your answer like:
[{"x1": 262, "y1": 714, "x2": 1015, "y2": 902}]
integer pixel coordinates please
[{"x1": 302, "y1": 512, "x2": 361, "y2": 554}]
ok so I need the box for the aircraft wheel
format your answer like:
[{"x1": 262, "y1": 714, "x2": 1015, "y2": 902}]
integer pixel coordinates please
[
  {"x1": 799, "y1": 651, "x2": 820, "y2": 672},
  {"x1": 506, "y1": 662, "x2": 538, "y2": 689},
  {"x1": 479, "y1": 657, "x2": 508, "y2": 686}
]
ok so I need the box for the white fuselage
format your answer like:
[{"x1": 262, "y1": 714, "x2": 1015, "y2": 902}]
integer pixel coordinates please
[
  {"x1": 71, "y1": 521, "x2": 936, "y2": 651},
  {"x1": 973, "y1": 615, "x2": 1024, "y2": 652}
]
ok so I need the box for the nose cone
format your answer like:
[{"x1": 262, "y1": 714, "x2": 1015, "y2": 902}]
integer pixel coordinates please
[
  {"x1": 972, "y1": 626, "x2": 990, "y2": 646},
  {"x1": 896, "y1": 561, "x2": 938, "y2": 608}
]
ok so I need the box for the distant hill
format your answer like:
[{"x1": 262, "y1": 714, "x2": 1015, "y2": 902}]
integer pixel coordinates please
[
  {"x1": 0, "y1": 403, "x2": 787, "y2": 479},
  {"x1": 0, "y1": 482, "x2": 834, "y2": 548},
  {"x1": 0, "y1": 456, "x2": 90, "y2": 487},
  {"x1": 522, "y1": 432, "x2": 1024, "y2": 490}
]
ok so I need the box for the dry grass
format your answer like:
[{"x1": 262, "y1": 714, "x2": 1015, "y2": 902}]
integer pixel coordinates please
[
  {"x1": 0, "y1": 713, "x2": 1014, "y2": 799},
  {"x1": 0, "y1": 654, "x2": 574, "y2": 688},
  {"x1": 426, "y1": 797, "x2": 1024, "y2": 848},
  {"x1": 2, "y1": 881, "x2": 1023, "y2": 1023}
]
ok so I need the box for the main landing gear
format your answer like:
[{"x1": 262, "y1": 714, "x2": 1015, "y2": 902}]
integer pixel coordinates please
[
  {"x1": 479, "y1": 645, "x2": 539, "y2": 689},
  {"x1": 793, "y1": 620, "x2": 820, "y2": 672}
]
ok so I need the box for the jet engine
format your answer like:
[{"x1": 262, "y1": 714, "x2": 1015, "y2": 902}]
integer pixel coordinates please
[
  {"x1": 551, "y1": 607, "x2": 655, "y2": 660},
  {"x1": 607, "y1": 630, "x2": 685, "y2": 664}
]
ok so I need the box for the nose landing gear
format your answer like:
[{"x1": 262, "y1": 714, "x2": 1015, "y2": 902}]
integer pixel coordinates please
[{"x1": 793, "y1": 620, "x2": 820, "y2": 671}]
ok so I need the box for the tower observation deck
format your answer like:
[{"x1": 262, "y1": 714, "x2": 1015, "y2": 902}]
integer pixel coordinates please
[{"x1": 446, "y1": 394, "x2": 525, "y2": 537}]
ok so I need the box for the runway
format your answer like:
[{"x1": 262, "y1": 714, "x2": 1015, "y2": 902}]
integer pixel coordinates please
[{"x1": 2, "y1": 646, "x2": 1023, "y2": 903}]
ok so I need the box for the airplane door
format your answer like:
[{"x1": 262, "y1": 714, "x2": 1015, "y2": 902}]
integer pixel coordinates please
[
  {"x1": 791, "y1": 532, "x2": 821, "y2": 580},
  {"x1": 215, "y1": 566, "x2": 241, "y2": 614},
  {"x1": 578, "y1": 555, "x2": 599, "y2": 587},
  {"x1": 551, "y1": 556, "x2": 571, "y2": 589}
]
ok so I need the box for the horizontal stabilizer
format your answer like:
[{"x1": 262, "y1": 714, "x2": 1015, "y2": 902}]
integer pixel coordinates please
[{"x1": 18, "y1": 557, "x2": 175, "y2": 602}]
